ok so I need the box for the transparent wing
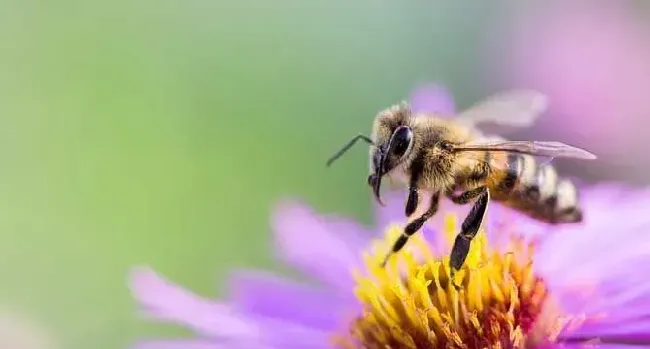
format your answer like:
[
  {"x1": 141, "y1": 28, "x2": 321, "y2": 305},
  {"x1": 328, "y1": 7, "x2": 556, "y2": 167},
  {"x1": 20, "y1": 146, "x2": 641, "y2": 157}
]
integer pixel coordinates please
[
  {"x1": 457, "y1": 150, "x2": 562, "y2": 204},
  {"x1": 456, "y1": 140, "x2": 597, "y2": 160},
  {"x1": 457, "y1": 90, "x2": 549, "y2": 128},
  {"x1": 458, "y1": 150, "x2": 555, "y2": 174}
]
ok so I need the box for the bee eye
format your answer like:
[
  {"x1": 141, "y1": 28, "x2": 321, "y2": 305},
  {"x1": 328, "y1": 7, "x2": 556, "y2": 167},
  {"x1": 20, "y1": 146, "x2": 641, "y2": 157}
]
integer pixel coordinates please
[{"x1": 390, "y1": 126, "x2": 412, "y2": 157}]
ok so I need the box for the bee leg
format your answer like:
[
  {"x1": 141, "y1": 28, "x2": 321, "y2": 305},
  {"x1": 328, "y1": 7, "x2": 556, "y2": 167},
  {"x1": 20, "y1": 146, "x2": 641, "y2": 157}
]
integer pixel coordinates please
[
  {"x1": 449, "y1": 186, "x2": 490, "y2": 288},
  {"x1": 446, "y1": 186, "x2": 487, "y2": 205},
  {"x1": 381, "y1": 191, "x2": 441, "y2": 267},
  {"x1": 405, "y1": 185, "x2": 419, "y2": 217}
]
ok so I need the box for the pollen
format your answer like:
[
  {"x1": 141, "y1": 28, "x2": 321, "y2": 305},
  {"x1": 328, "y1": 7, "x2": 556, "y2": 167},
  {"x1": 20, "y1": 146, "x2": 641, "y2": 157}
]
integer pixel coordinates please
[{"x1": 333, "y1": 213, "x2": 573, "y2": 349}]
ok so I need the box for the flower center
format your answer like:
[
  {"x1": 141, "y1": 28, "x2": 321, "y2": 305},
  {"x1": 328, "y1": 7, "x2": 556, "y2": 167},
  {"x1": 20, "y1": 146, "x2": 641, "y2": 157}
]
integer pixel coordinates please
[{"x1": 333, "y1": 213, "x2": 570, "y2": 349}]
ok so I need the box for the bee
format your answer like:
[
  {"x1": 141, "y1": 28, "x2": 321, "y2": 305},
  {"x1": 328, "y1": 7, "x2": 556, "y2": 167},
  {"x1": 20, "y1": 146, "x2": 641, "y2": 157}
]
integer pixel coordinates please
[{"x1": 326, "y1": 90, "x2": 596, "y2": 275}]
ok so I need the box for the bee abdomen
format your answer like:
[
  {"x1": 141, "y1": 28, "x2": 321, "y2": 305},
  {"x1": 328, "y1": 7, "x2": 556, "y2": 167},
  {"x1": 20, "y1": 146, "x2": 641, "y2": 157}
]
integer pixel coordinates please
[
  {"x1": 546, "y1": 178, "x2": 583, "y2": 223},
  {"x1": 491, "y1": 154, "x2": 583, "y2": 224},
  {"x1": 524, "y1": 162, "x2": 557, "y2": 201}
]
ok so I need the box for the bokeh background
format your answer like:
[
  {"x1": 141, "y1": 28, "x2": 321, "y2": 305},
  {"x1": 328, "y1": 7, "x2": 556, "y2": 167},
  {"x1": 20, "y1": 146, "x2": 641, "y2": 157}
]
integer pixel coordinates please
[{"x1": 1, "y1": 0, "x2": 650, "y2": 348}]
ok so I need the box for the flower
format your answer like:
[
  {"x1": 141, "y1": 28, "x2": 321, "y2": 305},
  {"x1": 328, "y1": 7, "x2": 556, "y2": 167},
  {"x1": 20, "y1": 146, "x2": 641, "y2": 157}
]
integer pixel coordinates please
[
  {"x1": 128, "y1": 85, "x2": 650, "y2": 348},
  {"x1": 129, "y1": 184, "x2": 650, "y2": 349}
]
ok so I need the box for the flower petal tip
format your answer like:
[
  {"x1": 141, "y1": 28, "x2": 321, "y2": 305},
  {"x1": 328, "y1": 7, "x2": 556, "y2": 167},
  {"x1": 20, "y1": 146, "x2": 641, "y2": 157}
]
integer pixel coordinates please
[
  {"x1": 128, "y1": 266, "x2": 164, "y2": 298},
  {"x1": 271, "y1": 198, "x2": 311, "y2": 218},
  {"x1": 126, "y1": 266, "x2": 196, "y2": 316},
  {"x1": 270, "y1": 198, "x2": 321, "y2": 230}
]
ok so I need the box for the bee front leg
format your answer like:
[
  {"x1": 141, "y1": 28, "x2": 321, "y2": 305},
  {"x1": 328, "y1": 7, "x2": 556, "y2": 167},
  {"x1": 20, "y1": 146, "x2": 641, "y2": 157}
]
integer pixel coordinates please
[
  {"x1": 449, "y1": 186, "x2": 490, "y2": 286},
  {"x1": 381, "y1": 191, "x2": 441, "y2": 267},
  {"x1": 405, "y1": 185, "x2": 419, "y2": 217}
]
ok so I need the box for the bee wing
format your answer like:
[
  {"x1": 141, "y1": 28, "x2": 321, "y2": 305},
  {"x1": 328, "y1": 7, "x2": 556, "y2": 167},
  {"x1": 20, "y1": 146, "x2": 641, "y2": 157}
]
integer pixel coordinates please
[
  {"x1": 458, "y1": 146, "x2": 562, "y2": 180},
  {"x1": 457, "y1": 90, "x2": 549, "y2": 128},
  {"x1": 457, "y1": 140, "x2": 597, "y2": 160},
  {"x1": 458, "y1": 151, "x2": 527, "y2": 175}
]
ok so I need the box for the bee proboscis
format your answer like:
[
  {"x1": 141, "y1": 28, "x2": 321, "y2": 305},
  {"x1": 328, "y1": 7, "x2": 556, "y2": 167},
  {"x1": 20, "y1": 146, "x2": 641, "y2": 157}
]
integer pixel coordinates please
[{"x1": 326, "y1": 90, "x2": 596, "y2": 278}]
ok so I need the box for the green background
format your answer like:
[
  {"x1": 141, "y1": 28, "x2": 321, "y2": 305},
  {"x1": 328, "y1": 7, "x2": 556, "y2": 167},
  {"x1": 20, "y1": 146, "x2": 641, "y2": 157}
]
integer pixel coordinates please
[{"x1": 0, "y1": 1, "x2": 648, "y2": 348}]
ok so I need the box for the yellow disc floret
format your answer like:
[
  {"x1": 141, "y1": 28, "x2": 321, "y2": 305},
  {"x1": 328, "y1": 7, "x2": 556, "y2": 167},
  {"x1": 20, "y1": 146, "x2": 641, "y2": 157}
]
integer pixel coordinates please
[{"x1": 334, "y1": 213, "x2": 572, "y2": 349}]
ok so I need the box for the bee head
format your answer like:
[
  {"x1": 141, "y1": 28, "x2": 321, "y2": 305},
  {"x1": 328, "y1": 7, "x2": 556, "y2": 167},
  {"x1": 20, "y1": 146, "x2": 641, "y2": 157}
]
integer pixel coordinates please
[
  {"x1": 370, "y1": 126, "x2": 414, "y2": 175},
  {"x1": 324, "y1": 102, "x2": 415, "y2": 206},
  {"x1": 368, "y1": 103, "x2": 414, "y2": 205}
]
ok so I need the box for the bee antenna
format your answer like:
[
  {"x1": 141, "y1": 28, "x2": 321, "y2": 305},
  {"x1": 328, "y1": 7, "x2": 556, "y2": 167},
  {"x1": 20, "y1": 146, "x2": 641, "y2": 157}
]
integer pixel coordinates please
[{"x1": 326, "y1": 134, "x2": 375, "y2": 167}]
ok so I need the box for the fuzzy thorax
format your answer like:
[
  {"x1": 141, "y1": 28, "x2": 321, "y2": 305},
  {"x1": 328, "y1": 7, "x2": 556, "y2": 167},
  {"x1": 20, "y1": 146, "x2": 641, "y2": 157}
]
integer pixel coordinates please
[{"x1": 333, "y1": 213, "x2": 578, "y2": 349}]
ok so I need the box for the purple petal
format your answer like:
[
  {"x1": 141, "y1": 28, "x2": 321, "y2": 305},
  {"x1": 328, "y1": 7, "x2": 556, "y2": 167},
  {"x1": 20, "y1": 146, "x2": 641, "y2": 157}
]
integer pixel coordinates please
[
  {"x1": 556, "y1": 345, "x2": 650, "y2": 349},
  {"x1": 130, "y1": 267, "x2": 338, "y2": 348},
  {"x1": 372, "y1": 189, "x2": 408, "y2": 232},
  {"x1": 562, "y1": 317, "x2": 650, "y2": 342},
  {"x1": 595, "y1": 345, "x2": 650, "y2": 349},
  {"x1": 600, "y1": 334, "x2": 650, "y2": 346},
  {"x1": 249, "y1": 318, "x2": 335, "y2": 349},
  {"x1": 271, "y1": 199, "x2": 370, "y2": 291},
  {"x1": 131, "y1": 340, "x2": 276, "y2": 349},
  {"x1": 408, "y1": 83, "x2": 456, "y2": 115},
  {"x1": 128, "y1": 267, "x2": 254, "y2": 338},
  {"x1": 553, "y1": 271, "x2": 650, "y2": 337},
  {"x1": 536, "y1": 186, "x2": 650, "y2": 284},
  {"x1": 536, "y1": 185, "x2": 650, "y2": 265},
  {"x1": 534, "y1": 185, "x2": 650, "y2": 344},
  {"x1": 583, "y1": 272, "x2": 650, "y2": 321},
  {"x1": 227, "y1": 269, "x2": 353, "y2": 330},
  {"x1": 131, "y1": 340, "x2": 223, "y2": 349}
]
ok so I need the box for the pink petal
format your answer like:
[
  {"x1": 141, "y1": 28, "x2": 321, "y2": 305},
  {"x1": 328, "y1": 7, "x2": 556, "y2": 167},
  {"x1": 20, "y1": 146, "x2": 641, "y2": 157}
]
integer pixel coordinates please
[
  {"x1": 128, "y1": 266, "x2": 255, "y2": 338},
  {"x1": 227, "y1": 269, "x2": 353, "y2": 330},
  {"x1": 248, "y1": 318, "x2": 335, "y2": 349},
  {"x1": 131, "y1": 340, "x2": 274, "y2": 349},
  {"x1": 564, "y1": 317, "x2": 650, "y2": 342},
  {"x1": 372, "y1": 189, "x2": 409, "y2": 232},
  {"x1": 533, "y1": 185, "x2": 650, "y2": 345},
  {"x1": 131, "y1": 340, "x2": 223, "y2": 349},
  {"x1": 557, "y1": 345, "x2": 650, "y2": 349},
  {"x1": 271, "y1": 199, "x2": 370, "y2": 291}
]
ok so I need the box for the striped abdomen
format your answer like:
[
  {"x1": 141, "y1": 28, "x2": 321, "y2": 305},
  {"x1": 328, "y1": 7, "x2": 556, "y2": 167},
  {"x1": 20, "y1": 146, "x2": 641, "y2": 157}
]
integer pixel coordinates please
[{"x1": 484, "y1": 152, "x2": 583, "y2": 224}]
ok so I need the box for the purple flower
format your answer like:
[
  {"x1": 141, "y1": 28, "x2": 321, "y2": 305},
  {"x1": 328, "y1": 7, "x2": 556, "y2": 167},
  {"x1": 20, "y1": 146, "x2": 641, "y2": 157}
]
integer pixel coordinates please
[
  {"x1": 128, "y1": 85, "x2": 650, "y2": 348},
  {"x1": 128, "y1": 182, "x2": 650, "y2": 348}
]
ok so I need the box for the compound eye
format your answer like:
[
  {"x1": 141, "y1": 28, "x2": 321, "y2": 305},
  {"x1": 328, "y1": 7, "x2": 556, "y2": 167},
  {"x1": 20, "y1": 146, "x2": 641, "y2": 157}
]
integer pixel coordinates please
[{"x1": 391, "y1": 126, "x2": 412, "y2": 157}]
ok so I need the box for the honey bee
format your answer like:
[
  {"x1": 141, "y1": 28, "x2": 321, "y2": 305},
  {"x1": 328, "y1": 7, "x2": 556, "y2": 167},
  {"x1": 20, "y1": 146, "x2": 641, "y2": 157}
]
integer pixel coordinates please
[{"x1": 326, "y1": 90, "x2": 596, "y2": 275}]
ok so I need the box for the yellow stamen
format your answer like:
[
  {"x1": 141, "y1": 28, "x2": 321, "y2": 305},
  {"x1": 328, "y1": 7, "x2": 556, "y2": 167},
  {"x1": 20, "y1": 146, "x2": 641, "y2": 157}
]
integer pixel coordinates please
[{"x1": 333, "y1": 213, "x2": 573, "y2": 349}]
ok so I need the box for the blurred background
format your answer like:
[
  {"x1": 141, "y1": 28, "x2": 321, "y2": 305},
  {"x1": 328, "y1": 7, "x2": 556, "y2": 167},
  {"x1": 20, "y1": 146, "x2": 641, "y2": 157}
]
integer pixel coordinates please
[{"x1": 1, "y1": 0, "x2": 650, "y2": 348}]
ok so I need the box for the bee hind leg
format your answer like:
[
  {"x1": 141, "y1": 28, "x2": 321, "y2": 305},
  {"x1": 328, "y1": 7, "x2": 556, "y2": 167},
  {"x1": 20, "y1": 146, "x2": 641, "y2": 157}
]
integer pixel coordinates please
[
  {"x1": 447, "y1": 186, "x2": 488, "y2": 205},
  {"x1": 449, "y1": 186, "x2": 490, "y2": 287},
  {"x1": 381, "y1": 191, "x2": 441, "y2": 267}
]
